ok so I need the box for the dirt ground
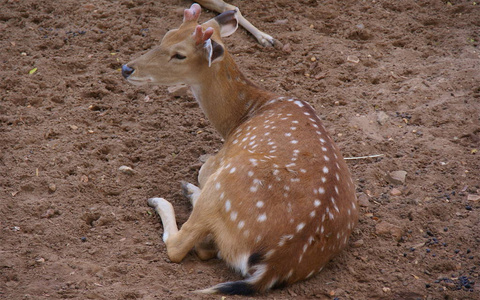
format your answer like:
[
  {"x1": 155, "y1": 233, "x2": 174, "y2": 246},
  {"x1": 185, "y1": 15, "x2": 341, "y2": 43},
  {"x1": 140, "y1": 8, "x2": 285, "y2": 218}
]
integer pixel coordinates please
[{"x1": 1, "y1": 0, "x2": 479, "y2": 299}]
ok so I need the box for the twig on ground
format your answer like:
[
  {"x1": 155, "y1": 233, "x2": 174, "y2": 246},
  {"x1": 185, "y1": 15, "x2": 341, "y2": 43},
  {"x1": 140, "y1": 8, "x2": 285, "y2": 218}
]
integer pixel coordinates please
[{"x1": 344, "y1": 154, "x2": 384, "y2": 160}]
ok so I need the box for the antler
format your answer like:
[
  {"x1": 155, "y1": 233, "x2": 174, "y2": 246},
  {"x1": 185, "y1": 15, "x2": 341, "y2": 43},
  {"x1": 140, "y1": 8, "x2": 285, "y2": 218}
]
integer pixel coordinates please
[
  {"x1": 185, "y1": 4, "x2": 213, "y2": 45},
  {"x1": 193, "y1": 25, "x2": 214, "y2": 45},
  {"x1": 183, "y1": 3, "x2": 202, "y2": 23}
]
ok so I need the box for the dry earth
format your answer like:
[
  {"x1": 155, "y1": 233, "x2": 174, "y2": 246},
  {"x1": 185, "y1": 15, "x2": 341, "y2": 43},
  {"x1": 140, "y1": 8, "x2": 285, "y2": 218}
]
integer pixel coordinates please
[{"x1": 1, "y1": 0, "x2": 479, "y2": 299}]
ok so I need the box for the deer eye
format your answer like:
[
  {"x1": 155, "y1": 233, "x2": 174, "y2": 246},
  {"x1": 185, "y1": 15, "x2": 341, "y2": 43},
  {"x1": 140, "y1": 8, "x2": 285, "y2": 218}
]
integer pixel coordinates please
[{"x1": 172, "y1": 53, "x2": 186, "y2": 60}]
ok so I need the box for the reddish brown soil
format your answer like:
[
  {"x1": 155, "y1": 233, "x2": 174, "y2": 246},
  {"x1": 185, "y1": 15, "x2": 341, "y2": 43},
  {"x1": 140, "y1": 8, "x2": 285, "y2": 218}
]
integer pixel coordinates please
[{"x1": 1, "y1": 0, "x2": 479, "y2": 299}]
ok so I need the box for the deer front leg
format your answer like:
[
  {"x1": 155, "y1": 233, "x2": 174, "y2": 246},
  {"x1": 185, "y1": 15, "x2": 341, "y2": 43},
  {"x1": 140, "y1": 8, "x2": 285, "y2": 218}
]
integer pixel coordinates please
[
  {"x1": 147, "y1": 198, "x2": 178, "y2": 243},
  {"x1": 148, "y1": 197, "x2": 209, "y2": 262},
  {"x1": 181, "y1": 180, "x2": 219, "y2": 260},
  {"x1": 159, "y1": 156, "x2": 221, "y2": 261}
]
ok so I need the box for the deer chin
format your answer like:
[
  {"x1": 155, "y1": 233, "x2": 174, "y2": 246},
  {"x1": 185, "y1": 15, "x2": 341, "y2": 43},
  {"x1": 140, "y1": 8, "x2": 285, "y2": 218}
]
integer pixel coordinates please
[
  {"x1": 126, "y1": 76, "x2": 154, "y2": 86},
  {"x1": 129, "y1": 77, "x2": 186, "y2": 87}
]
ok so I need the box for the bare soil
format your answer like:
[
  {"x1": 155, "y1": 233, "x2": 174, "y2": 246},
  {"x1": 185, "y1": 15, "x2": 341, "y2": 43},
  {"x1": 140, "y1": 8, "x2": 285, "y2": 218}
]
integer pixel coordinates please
[{"x1": 1, "y1": 0, "x2": 479, "y2": 299}]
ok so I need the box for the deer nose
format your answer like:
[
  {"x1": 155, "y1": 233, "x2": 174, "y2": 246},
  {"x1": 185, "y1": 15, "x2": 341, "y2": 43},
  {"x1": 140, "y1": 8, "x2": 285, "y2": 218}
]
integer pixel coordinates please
[{"x1": 122, "y1": 64, "x2": 135, "y2": 79}]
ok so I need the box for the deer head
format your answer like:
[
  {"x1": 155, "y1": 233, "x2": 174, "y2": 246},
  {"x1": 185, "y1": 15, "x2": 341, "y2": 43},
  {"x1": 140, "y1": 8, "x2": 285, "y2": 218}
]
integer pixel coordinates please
[{"x1": 122, "y1": 3, "x2": 238, "y2": 86}]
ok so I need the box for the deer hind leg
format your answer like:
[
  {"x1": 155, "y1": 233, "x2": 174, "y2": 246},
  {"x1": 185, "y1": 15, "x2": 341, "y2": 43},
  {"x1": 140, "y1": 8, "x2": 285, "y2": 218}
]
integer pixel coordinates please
[
  {"x1": 180, "y1": 153, "x2": 218, "y2": 206},
  {"x1": 181, "y1": 181, "x2": 201, "y2": 206},
  {"x1": 197, "y1": 154, "x2": 215, "y2": 187},
  {"x1": 195, "y1": 0, "x2": 277, "y2": 47},
  {"x1": 235, "y1": 8, "x2": 277, "y2": 47},
  {"x1": 194, "y1": 234, "x2": 218, "y2": 261},
  {"x1": 179, "y1": 154, "x2": 218, "y2": 206},
  {"x1": 148, "y1": 197, "x2": 210, "y2": 263}
]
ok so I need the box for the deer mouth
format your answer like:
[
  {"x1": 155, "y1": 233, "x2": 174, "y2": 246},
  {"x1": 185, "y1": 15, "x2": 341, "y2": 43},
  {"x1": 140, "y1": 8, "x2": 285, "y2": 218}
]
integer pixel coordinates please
[{"x1": 122, "y1": 64, "x2": 153, "y2": 85}]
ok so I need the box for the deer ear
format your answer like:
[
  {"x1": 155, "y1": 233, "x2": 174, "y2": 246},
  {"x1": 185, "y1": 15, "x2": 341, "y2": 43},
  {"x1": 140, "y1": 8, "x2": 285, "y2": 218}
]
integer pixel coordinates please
[
  {"x1": 214, "y1": 10, "x2": 238, "y2": 37},
  {"x1": 204, "y1": 38, "x2": 225, "y2": 67}
]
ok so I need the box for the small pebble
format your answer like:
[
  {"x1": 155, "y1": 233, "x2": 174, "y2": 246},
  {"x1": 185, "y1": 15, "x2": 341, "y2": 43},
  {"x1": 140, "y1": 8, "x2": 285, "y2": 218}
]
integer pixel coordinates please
[
  {"x1": 465, "y1": 205, "x2": 472, "y2": 211},
  {"x1": 41, "y1": 209, "x2": 56, "y2": 219},
  {"x1": 454, "y1": 249, "x2": 460, "y2": 254},
  {"x1": 274, "y1": 19, "x2": 288, "y2": 25},
  {"x1": 347, "y1": 55, "x2": 360, "y2": 64},
  {"x1": 282, "y1": 43, "x2": 292, "y2": 53},
  {"x1": 352, "y1": 239, "x2": 365, "y2": 248},
  {"x1": 35, "y1": 257, "x2": 45, "y2": 264},
  {"x1": 390, "y1": 188, "x2": 402, "y2": 196},
  {"x1": 376, "y1": 111, "x2": 390, "y2": 126},
  {"x1": 467, "y1": 194, "x2": 480, "y2": 202},
  {"x1": 48, "y1": 183, "x2": 57, "y2": 193},
  {"x1": 357, "y1": 193, "x2": 370, "y2": 207},
  {"x1": 375, "y1": 221, "x2": 403, "y2": 241},
  {"x1": 81, "y1": 237, "x2": 87, "y2": 242},
  {"x1": 426, "y1": 248, "x2": 431, "y2": 253},
  {"x1": 443, "y1": 227, "x2": 448, "y2": 232},
  {"x1": 386, "y1": 170, "x2": 407, "y2": 185},
  {"x1": 119, "y1": 165, "x2": 135, "y2": 175}
]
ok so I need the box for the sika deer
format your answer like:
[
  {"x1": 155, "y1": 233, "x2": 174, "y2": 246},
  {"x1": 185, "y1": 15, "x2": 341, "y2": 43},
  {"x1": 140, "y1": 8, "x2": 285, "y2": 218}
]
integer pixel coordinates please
[{"x1": 122, "y1": 4, "x2": 358, "y2": 295}]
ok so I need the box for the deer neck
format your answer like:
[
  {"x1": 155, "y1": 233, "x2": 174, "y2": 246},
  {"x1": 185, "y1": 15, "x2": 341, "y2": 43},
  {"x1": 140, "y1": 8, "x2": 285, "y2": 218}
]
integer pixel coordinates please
[{"x1": 189, "y1": 53, "x2": 275, "y2": 139}]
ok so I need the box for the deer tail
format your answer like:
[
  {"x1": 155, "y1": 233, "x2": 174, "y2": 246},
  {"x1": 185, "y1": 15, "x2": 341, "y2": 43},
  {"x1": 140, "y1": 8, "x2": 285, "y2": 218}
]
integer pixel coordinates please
[{"x1": 195, "y1": 280, "x2": 256, "y2": 295}]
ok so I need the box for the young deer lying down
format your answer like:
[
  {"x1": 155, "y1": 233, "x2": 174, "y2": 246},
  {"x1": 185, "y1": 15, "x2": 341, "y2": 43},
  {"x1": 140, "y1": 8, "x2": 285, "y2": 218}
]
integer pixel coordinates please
[{"x1": 122, "y1": 4, "x2": 358, "y2": 295}]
